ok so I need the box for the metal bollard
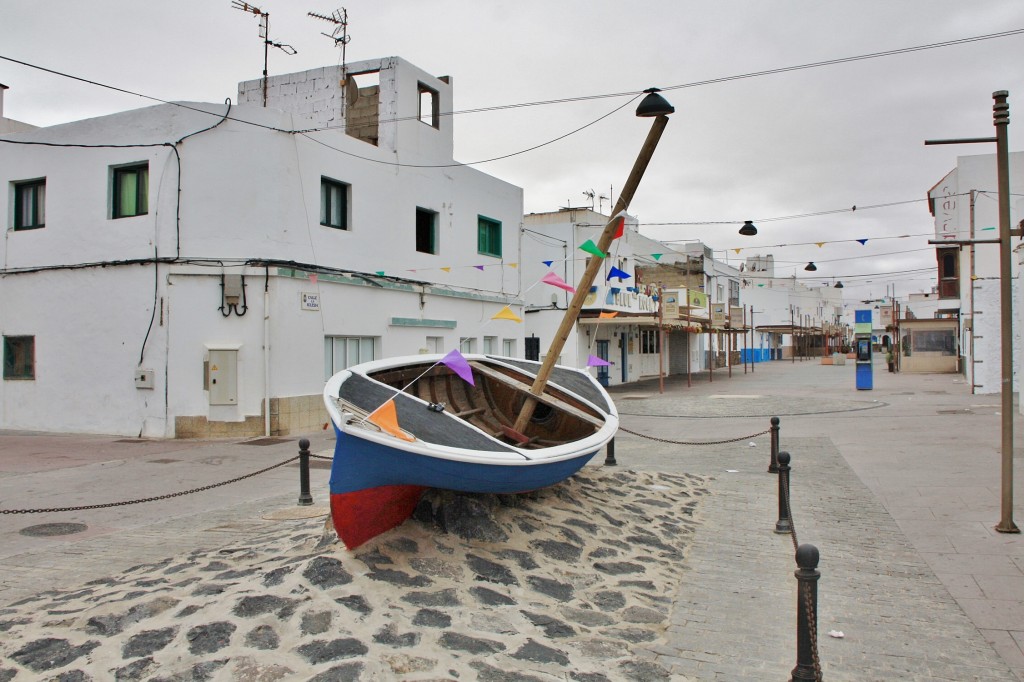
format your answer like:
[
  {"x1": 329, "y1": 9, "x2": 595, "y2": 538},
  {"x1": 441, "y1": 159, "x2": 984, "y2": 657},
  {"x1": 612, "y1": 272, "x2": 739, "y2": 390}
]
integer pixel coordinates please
[
  {"x1": 604, "y1": 437, "x2": 617, "y2": 466},
  {"x1": 297, "y1": 438, "x2": 313, "y2": 506},
  {"x1": 768, "y1": 416, "x2": 781, "y2": 473},
  {"x1": 791, "y1": 543, "x2": 821, "y2": 682},
  {"x1": 775, "y1": 451, "x2": 792, "y2": 534}
]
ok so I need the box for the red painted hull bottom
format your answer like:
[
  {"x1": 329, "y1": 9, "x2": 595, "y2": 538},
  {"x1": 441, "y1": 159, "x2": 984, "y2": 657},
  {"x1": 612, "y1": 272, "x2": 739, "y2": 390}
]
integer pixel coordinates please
[{"x1": 330, "y1": 485, "x2": 428, "y2": 549}]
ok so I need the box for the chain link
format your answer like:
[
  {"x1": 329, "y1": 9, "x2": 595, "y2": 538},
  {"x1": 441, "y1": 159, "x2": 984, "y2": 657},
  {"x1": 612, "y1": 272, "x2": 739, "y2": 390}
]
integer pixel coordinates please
[
  {"x1": 784, "y1": 467, "x2": 822, "y2": 682},
  {"x1": 0, "y1": 455, "x2": 300, "y2": 515},
  {"x1": 803, "y1": 581, "x2": 823, "y2": 682},
  {"x1": 618, "y1": 426, "x2": 770, "y2": 446}
]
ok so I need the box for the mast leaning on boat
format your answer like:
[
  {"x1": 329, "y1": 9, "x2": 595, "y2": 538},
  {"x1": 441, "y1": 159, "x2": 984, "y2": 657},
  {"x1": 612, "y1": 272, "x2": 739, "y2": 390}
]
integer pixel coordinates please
[{"x1": 512, "y1": 92, "x2": 674, "y2": 435}]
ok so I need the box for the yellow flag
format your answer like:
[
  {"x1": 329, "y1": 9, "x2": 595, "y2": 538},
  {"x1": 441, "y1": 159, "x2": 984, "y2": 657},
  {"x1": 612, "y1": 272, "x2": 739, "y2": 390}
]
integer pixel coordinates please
[
  {"x1": 508, "y1": 263, "x2": 518, "y2": 268},
  {"x1": 441, "y1": 267, "x2": 451, "y2": 273},
  {"x1": 816, "y1": 242, "x2": 825, "y2": 248},
  {"x1": 368, "y1": 400, "x2": 414, "y2": 441},
  {"x1": 733, "y1": 248, "x2": 742, "y2": 254},
  {"x1": 491, "y1": 305, "x2": 522, "y2": 323}
]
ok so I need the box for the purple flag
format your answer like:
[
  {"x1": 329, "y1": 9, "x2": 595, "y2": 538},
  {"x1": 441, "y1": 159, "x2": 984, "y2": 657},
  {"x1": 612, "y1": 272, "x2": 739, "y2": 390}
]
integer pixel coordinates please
[
  {"x1": 440, "y1": 349, "x2": 475, "y2": 386},
  {"x1": 587, "y1": 355, "x2": 611, "y2": 367}
]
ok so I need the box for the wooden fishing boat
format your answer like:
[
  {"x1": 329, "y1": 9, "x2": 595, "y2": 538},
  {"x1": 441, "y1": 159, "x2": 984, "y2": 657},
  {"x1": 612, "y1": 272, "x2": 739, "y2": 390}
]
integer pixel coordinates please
[
  {"x1": 323, "y1": 91, "x2": 674, "y2": 548},
  {"x1": 323, "y1": 353, "x2": 618, "y2": 548}
]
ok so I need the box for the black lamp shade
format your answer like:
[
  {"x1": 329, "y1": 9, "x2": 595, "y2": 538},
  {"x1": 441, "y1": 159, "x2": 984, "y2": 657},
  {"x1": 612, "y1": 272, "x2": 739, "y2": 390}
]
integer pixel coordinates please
[
  {"x1": 636, "y1": 88, "x2": 675, "y2": 117},
  {"x1": 738, "y1": 220, "x2": 757, "y2": 236},
  {"x1": 804, "y1": 262, "x2": 817, "y2": 271}
]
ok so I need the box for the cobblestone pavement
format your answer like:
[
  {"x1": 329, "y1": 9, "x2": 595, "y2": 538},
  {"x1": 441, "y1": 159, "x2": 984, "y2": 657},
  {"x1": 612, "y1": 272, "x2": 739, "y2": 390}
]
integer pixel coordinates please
[{"x1": 0, "y1": 356, "x2": 1021, "y2": 680}]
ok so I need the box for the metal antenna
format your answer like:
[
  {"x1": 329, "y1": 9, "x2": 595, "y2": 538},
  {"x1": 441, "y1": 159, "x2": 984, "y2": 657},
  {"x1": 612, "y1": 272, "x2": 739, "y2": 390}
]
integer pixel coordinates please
[
  {"x1": 308, "y1": 8, "x2": 350, "y2": 79},
  {"x1": 232, "y1": 1, "x2": 297, "y2": 107}
]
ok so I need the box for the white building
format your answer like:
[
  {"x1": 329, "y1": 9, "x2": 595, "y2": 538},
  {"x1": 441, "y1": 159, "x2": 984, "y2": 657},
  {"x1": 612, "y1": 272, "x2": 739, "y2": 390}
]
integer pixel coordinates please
[
  {"x1": 927, "y1": 151, "x2": 1024, "y2": 395},
  {"x1": 1, "y1": 57, "x2": 524, "y2": 438},
  {"x1": 521, "y1": 208, "x2": 666, "y2": 386}
]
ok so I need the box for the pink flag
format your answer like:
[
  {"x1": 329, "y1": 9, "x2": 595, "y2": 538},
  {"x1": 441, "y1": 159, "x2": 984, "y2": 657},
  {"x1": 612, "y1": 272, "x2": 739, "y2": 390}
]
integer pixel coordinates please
[
  {"x1": 587, "y1": 355, "x2": 611, "y2": 367},
  {"x1": 309, "y1": 273, "x2": 318, "y2": 284},
  {"x1": 541, "y1": 271, "x2": 576, "y2": 293},
  {"x1": 440, "y1": 349, "x2": 475, "y2": 386}
]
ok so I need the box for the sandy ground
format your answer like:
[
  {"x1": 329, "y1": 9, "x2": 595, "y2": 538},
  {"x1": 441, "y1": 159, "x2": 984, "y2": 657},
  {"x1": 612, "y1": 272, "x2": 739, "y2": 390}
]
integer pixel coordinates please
[{"x1": 0, "y1": 469, "x2": 709, "y2": 681}]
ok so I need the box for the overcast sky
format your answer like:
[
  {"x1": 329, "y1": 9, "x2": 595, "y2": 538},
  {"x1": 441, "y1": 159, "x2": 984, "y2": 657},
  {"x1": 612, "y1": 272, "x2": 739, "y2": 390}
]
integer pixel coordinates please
[{"x1": 2, "y1": 1, "x2": 1023, "y2": 301}]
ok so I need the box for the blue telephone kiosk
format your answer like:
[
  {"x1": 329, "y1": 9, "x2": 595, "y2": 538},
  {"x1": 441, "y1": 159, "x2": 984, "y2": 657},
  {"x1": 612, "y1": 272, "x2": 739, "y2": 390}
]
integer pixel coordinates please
[{"x1": 854, "y1": 309, "x2": 873, "y2": 390}]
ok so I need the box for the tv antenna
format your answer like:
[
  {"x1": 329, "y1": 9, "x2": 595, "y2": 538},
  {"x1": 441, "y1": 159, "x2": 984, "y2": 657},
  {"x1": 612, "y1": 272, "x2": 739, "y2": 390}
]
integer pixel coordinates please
[
  {"x1": 231, "y1": 1, "x2": 297, "y2": 107},
  {"x1": 582, "y1": 189, "x2": 595, "y2": 210},
  {"x1": 308, "y1": 8, "x2": 350, "y2": 78}
]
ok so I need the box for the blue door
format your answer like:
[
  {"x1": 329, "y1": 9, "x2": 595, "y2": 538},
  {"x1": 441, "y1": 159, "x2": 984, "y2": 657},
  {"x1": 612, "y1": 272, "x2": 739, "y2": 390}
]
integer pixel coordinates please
[{"x1": 596, "y1": 340, "x2": 610, "y2": 387}]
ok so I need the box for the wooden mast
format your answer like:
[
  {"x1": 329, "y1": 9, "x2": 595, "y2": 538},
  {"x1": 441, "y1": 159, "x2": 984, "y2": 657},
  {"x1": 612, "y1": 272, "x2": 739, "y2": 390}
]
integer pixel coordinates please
[{"x1": 513, "y1": 111, "x2": 671, "y2": 434}]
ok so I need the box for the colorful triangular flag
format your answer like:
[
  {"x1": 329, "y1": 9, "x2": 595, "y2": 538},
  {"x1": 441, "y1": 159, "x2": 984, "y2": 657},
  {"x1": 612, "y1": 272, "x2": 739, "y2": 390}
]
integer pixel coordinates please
[
  {"x1": 606, "y1": 266, "x2": 631, "y2": 281},
  {"x1": 733, "y1": 248, "x2": 742, "y2": 254},
  {"x1": 441, "y1": 267, "x2": 451, "y2": 273},
  {"x1": 368, "y1": 400, "x2": 414, "y2": 441},
  {"x1": 440, "y1": 349, "x2": 475, "y2": 386},
  {"x1": 541, "y1": 271, "x2": 576, "y2": 293},
  {"x1": 599, "y1": 311, "x2": 618, "y2": 319},
  {"x1": 587, "y1": 355, "x2": 611, "y2": 367},
  {"x1": 579, "y1": 240, "x2": 606, "y2": 258},
  {"x1": 376, "y1": 271, "x2": 385, "y2": 276},
  {"x1": 651, "y1": 253, "x2": 663, "y2": 261},
  {"x1": 816, "y1": 242, "x2": 825, "y2": 248},
  {"x1": 543, "y1": 260, "x2": 554, "y2": 267},
  {"x1": 508, "y1": 263, "x2": 518, "y2": 269},
  {"x1": 856, "y1": 239, "x2": 868, "y2": 245},
  {"x1": 474, "y1": 265, "x2": 485, "y2": 271},
  {"x1": 612, "y1": 215, "x2": 625, "y2": 240},
  {"x1": 491, "y1": 306, "x2": 522, "y2": 323},
  {"x1": 309, "y1": 273, "x2": 318, "y2": 284}
]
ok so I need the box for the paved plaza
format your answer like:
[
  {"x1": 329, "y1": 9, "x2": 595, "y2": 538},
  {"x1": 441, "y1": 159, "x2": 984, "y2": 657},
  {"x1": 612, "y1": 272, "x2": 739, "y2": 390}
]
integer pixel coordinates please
[{"x1": 0, "y1": 355, "x2": 1021, "y2": 679}]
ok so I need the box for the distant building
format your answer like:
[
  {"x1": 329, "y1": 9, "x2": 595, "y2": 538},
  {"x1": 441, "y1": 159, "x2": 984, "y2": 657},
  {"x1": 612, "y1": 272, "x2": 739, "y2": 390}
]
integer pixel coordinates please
[
  {"x1": 926, "y1": 152, "x2": 1024, "y2": 394},
  {"x1": 0, "y1": 58, "x2": 524, "y2": 437}
]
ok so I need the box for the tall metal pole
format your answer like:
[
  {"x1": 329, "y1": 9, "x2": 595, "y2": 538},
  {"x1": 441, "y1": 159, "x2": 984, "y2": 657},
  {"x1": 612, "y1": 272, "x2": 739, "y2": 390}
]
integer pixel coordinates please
[
  {"x1": 993, "y1": 91, "x2": 1019, "y2": 534},
  {"x1": 924, "y1": 91, "x2": 1018, "y2": 534},
  {"x1": 513, "y1": 114, "x2": 670, "y2": 434}
]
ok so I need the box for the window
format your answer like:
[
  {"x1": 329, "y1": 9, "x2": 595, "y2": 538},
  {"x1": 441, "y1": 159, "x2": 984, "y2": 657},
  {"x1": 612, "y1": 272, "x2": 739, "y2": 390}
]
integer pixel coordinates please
[
  {"x1": 321, "y1": 177, "x2": 349, "y2": 230},
  {"x1": 112, "y1": 163, "x2": 148, "y2": 218},
  {"x1": 324, "y1": 336, "x2": 376, "y2": 379},
  {"x1": 459, "y1": 337, "x2": 476, "y2": 353},
  {"x1": 502, "y1": 338, "x2": 516, "y2": 357},
  {"x1": 937, "y1": 249, "x2": 959, "y2": 299},
  {"x1": 13, "y1": 179, "x2": 45, "y2": 230},
  {"x1": 478, "y1": 216, "x2": 502, "y2": 258},
  {"x1": 483, "y1": 336, "x2": 497, "y2": 354},
  {"x1": 416, "y1": 208, "x2": 438, "y2": 254},
  {"x1": 418, "y1": 83, "x2": 439, "y2": 128},
  {"x1": 525, "y1": 336, "x2": 540, "y2": 361},
  {"x1": 3, "y1": 335, "x2": 34, "y2": 380},
  {"x1": 640, "y1": 329, "x2": 660, "y2": 354},
  {"x1": 425, "y1": 336, "x2": 444, "y2": 354}
]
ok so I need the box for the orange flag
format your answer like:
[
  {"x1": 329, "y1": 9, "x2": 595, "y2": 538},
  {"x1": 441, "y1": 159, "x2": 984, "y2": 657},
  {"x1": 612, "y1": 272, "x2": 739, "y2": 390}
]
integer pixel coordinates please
[
  {"x1": 368, "y1": 400, "x2": 414, "y2": 441},
  {"x1": 599, "y1": 311, "x2": 618, "y2": 319}
]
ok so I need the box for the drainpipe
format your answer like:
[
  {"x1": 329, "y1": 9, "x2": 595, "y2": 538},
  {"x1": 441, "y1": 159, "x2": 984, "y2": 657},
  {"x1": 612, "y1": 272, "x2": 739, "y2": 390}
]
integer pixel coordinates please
[{"x1": 264, "y1": 269, "x2": 271, "y2": 437}]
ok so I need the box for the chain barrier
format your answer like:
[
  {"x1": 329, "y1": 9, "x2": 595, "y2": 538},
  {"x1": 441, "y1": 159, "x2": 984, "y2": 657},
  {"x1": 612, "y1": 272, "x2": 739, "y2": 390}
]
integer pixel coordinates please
[
  {"x1": 0, "y1": 455, "x2": 300, "y2": 515},
  {"x1": 782, "y1": 463, "x2": 823, "y2": 682},
  {"x1": 618, "y1": 426, "x2": 770, "y2": 446},
  {"x1": 310, "y1": 453, "x2": 333, "y2": 461}
]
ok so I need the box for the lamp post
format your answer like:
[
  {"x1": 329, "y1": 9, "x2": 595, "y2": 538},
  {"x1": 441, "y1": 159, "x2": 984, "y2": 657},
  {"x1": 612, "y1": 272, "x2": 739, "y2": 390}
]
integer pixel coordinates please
[
  {"x1": 925, "y1": 91, "x2": 1018, "y2": 534},
  {"x1": 513, "y1": 89, "x2": 675, "y2": 435}
]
